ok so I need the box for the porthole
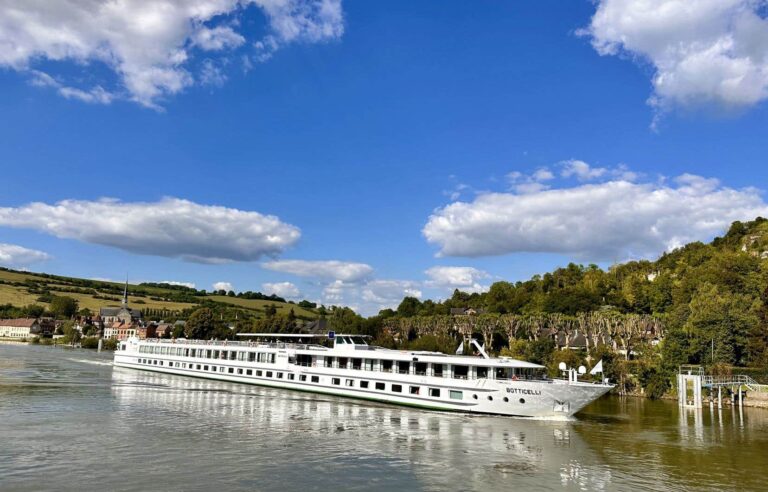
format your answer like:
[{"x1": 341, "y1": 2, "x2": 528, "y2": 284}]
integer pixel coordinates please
[
  {"x1": 487, "y1": 396, "x2": 493, "y2": 401},
  {"x1": 503, "y1": 397, "x2": 509, "y2": 403},
  {"x1": 472, "y1": 394, "x2": 478, "y2": 400},
  {"x1": 519, "y1": 398, "x2": 526, "y2": 404}
]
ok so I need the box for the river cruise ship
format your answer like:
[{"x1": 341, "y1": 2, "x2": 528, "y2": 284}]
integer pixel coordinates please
[{"x1": 113, "y1": 333, "x2": 613, "y2": 418}]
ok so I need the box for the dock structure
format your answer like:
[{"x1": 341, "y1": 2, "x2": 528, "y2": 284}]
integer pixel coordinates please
[{"x1": 678, "y1": 365, "x2": 768, "y2": 408}]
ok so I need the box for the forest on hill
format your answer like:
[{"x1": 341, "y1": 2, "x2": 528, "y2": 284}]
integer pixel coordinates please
[{"x1": 327, "y1": 217, "x2": 768, "y2": 397}]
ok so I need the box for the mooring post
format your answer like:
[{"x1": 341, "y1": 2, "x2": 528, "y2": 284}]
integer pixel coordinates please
[
  {"x1": 738, "y1": 386, "x2": 743, "y2": 408},
  {"x1": 717, "y1": 386, "x2": 722, "y2": 409}
]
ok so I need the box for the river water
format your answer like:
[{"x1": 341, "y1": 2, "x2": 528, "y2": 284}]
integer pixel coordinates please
[{"x1": 1, "y1": 345, "x2": 766, "y2": 491}]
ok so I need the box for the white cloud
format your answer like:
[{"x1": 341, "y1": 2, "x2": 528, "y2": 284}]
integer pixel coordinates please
[
  {"x1": 262, "y1": 259, "x2": 374, "y2": 282},
  {"x1": 560, "y1": 159, "x2": 606, "y2": 181},
  {"x1": 425, "y1": 266, "x2": 490, "y2": 294},
  {"x1": 423, "y1": 174, "x2": 768, "y2": 260},
  {"x1": 0, "y1": 197, "x2": 300, "y2": 263},
  {"x1": 160, "y1": 281, "x2": 196, "y2": 289},
  {"x1": 582, "y1": 0, "x2": 768, "y2": 112},
  {"x1": 506, "y1": 167, "x2": 555, "y2": 194},
  {"x1": 361, "y1": 280, "x2": 422, "y2": 304},
  {"x1": 0, "y1": 0, "x2": 344, "y2": 108},
  {"x1": 213, "y1": 281, "x2": 234, "y2": 292},
  {"x1": 0, "y1": 243, "x2": 51, "y2": 266},
  {"x1": 262, "y1": 281, "x2": 301, "y2": 298}
]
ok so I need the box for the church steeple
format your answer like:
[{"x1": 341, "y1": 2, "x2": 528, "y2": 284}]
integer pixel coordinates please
[{"x1": 122, "y1": 277, "x2": 128, "y2": 308}]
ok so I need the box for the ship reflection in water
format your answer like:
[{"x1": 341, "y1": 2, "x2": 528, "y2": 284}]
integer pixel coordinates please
[
  {"x1": 2, "y1": 344, "x2": 766, "y2": 492},
  {"x1": 110, "y1": 367, "x2": 613, "y2": 491}
]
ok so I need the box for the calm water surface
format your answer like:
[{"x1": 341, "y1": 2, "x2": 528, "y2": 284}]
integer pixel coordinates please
[{"x1": 1, "y1": 345, "x2": 767, "y2": 491}]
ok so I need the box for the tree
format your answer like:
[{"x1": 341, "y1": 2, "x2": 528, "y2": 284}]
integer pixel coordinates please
[
  {"x1": 24, "y1": 304, "x2": 45, "y2": 318},
  {"x1": 171, "y1": 324, "x2": 186, "y2": 339},
  {"x1": 50, "y1": 296, "x2": 78, "y2": 319},
  {"x1": 185, "y1": 308, "x2": 216, "y2": 340},
  {"x1": 396, "y1": 296, "x2": 422, "y2": 317}
]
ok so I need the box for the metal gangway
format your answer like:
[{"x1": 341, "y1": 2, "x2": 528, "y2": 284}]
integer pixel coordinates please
[{"x1": 678, "y1": 365, "x2": 767, "y2": 409}]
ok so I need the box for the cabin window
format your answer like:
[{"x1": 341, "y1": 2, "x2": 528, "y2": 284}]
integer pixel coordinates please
[
  {"x1": 495, "y1": 368, "x2": 513, "y2": 380},
  {"x1": 382, "y1": 360, "x2": 393, "y2": 372},
  {"x1": 288, "y1": 374, "x2": 294, "y2": 380},
  {"x1": 256, "y1": 370, "x2": 263, "y2": 376},
  {"x1": 276, "y1": 372, "x2": 283, "y2": 379},
  {"x1": 429, "y1": 388, "x2": 440, "y2": 398},
  {"x1": 345, "y1": 379, "x2": 354, "y2": 387},
  {"x1": 210, "y1": 366, "x2": 216, "y2": 371},
  {"x1": 360, "y1": 381, "x2": 369, "y2": 389},
  {"x1": 325, "y1": 357, "x2": 335, "y2": 368},
  {"x1": 248, "y1": 352, "x2": 256, "y2": 362},
  {"x1": 414, "y1": 362, "x2": 427, "y2": 376},
  {"x1": 237, "y1": 368, "x2": 243, "y2": 375},
  {"x1": 196, "y1": 364, "x2": 201, "y2": 370},
  {"x1": 229, "y1": 351, "x2": 237, "y2": 361},
  {"x1": 332, "y1": 378, "x2": 341, "y2": 385},
  {"x1": 266, "y1": 371, "x2": 273, "y2": 377},
  {"x1": 219, "y1": 367, "x2": 225, "y2": 373},
  {"x1": 182, "y1": 363, "x2": 187, "y2": 368},
  {"x1": 213, "y1": 350, "x2": 220, "y2": 359},
  {"x1": 450, "y1": 390, "x2": 463, "y2": 400},
  {"x1": 246, "y1": 369, "x2": 252, "y2": 376},
  {"x1": 519, "y1": 398, "x2": 526, "y2": 404},
  {"x1": 300, "y1": 375, "x2": 307, "y2": 381},
  {"x1": 238, "y1": 352, "x2": 246, "y2": 361},
  {"x1": 397, "y1": 361, "x2": 410, "y2": 374},
  {"x1": 476, "y1": 366, "x2": 489, "y2": 379},
  {"x1": 375, "y1": 382, "x2": 385, "y2": 390},
  {"x1": 184, "y1": 349, "x2": 189, "y2": 357},
  {"x1": 205, "y1": 350, "x2": 211, "y2": 358},
  {"x1": 409, "y1": 386, "x2": 420, "y2": 395},
  {"x1": 352, "y1": 358, "x2": 362, "y2": 370},
  {"x1": 229, "y1": 368, "x2": 234, "y2": 374},
  {"x1": 338, "y1": 358, "x2": 348, "y2": 369},
  {"x1": 392, "y1": 384, "x2": 402, "y2": 393},
  {"x1": 311, "y1": 376, "x2": 319, "y2": 383},
  {"x1": 453, "y1": 365, "x2": 469, "y2": 380},
  {"x1": 363, "y1": 359, "x2": 373, "y2": 371},
  {"x1": 487, "y1": 396, "x2": 493, "y2": 401},
  {"x1": 433, "y1": 364, "x2": 445, "y2": 378},
  {"x1": 296, "y1": 354, "x2": 312, "y2": 367}
]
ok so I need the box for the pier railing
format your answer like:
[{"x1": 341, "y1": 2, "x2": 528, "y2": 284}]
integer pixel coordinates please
[{"x1": 702, "y1": 374, "x2": 768, "y2": 393}]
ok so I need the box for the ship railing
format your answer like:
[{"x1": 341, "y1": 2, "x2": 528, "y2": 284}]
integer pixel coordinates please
[{"x1": 141, "y1": 338, "x2": 327, "y2": 351}]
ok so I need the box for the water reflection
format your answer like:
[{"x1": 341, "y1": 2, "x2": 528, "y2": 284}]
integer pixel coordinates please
[
  {"x1": 2, "y1": 345, "x2": 768, "y2": 492},
  {"x1": 110, "y1": 368, "x2": 610, "y2": 491}
]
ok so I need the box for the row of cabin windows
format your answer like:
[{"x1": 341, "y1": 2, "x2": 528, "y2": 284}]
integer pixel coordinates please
[
  {"x1": 137, "y1": 346, "x2": 540, "y2": 380},
  {"x1": 135, "y1": 358, "x2": 468, "y2": 401},
  {"x1": 139, "y1": 345, "x2": 276, "y2": 364},
  {"x1": 321, "y1": 357, "x2": 537, "y2": 381}
]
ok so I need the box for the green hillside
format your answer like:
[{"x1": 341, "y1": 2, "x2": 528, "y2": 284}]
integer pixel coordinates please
[{"x1": 0, "y1": 268, "x2": 317, "y2": 321}]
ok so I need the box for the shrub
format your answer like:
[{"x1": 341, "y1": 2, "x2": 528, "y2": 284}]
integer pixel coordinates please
[
  {"x1": 80, "y1": 337, "x2": 100, "y2": 349},
  {"x1": 102, "y1": 339, "x2": 118, "y2": 351}
]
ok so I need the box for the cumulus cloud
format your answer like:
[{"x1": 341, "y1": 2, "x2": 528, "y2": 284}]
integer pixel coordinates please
[
  {"x1": 0, "y1": 243, "x2": 51, "y2": 266},
  {"x1": 213, "y1": 281, "x2": 234, "y2": 292},
  {"x1": 362, "y1": 280, "x2": 422, "y2": 304},
  {"x1": 262, "y1": 259, "x2": 373, "y2": 282},
  {"x1": 423, "y1": 173, "x2": 768, "y2": 260},
  {"x1": 262, "y1": 281, "x2": 301, "y2": 298},
  {"x1": 582, "y1": 0, "x2": 768, "y2": 113},
  {"x1": 425, "y1": 266, "x2": 490, "y2": 294},
  {"x1": 160, "y1": 281, "x2": 197, "y2": 289},
  {"x1": 0, "y1": 197, "x2": 300, "y2": 263},
  {"x1": 0, "y1": 0, "x2": 344, "y2": 108}
]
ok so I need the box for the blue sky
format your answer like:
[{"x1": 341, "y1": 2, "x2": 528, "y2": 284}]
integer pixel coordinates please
[{"x1": 1, "y1": 1, "x2": 768, "y2": 314}]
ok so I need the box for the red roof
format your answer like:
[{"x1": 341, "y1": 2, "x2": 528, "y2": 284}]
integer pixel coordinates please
[{"x1": 0, "y1": 318, "x2": 39, "y2": 328}]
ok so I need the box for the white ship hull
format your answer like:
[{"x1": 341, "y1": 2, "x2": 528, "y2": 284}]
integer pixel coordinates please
[{"x1": 113, "y1": 337, "x2": 613, "y2": 418}]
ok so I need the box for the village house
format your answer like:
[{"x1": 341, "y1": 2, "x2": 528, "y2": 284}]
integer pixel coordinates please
[
  {"x1": 102, "y1": 282, "x2": 145, "y2": 341},
  {"x1": 0, "y1": 318, "x2": 42, "y2": 339}
]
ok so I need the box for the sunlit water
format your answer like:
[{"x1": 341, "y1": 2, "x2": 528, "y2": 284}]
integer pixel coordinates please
[{"x1": 1, "y1": 345, "x2": 767, "y2": 491}]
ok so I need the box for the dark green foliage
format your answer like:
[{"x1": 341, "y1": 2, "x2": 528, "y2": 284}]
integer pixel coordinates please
[
  {"x1": 50, "y1": 295, "x2": 78, "y2": 319},
  {"x1": 185, "y1": 308, "x2": 216, "y2": 340}
]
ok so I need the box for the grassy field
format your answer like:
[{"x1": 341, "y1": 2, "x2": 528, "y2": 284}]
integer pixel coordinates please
[
  {"x1": 206, "y1": 295, "x2": 316, "y2": 318},
  {"x1": 0, "y1": 267, "x2": 317, "y2": 320}
]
